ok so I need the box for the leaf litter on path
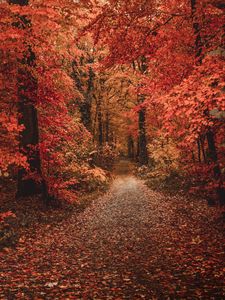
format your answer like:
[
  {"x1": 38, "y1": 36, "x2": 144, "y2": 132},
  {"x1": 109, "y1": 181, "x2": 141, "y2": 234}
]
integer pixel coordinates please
[{"x1": 0, "y1": 174, "x2": 224, "y2": 299}]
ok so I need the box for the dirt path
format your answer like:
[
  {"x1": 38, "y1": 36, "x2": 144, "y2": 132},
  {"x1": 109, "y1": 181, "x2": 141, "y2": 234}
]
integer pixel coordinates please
[{"x1": 0, "y1": 161, "x2": 224, "y2": 299}]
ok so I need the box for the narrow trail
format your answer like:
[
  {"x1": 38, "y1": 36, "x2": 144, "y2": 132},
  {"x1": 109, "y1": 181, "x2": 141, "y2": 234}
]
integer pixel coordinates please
[{"x1": 0, "y1": 161, "x2": 224, "y2": 299}]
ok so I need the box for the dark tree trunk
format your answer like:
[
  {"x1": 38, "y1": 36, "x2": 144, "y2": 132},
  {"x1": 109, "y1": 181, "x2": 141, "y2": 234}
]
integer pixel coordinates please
[
  {"x1": 17, "y1": 92, "x2": 42, "y2": 197},
  {"x1": 98, "y1": 106, "x2": 103, "y2": 146},
  {"x1": 191, "y1": 0, "x2": 203, "y2": 63},
  {"x1": 136, "y1": 138, "x2": 140, "y2": 160},
  {"x1": 137, "y1": 56, "x2": 149, "y2": 165},
  {"x1": 200, "y1": 135, "x2": 207, "y2": 163},
  {"x1": 9, "y1": 0, "x2": 43, "y2": 198},
  {"x1": 72, "y1": 61, "x2": 94, "y2": 132},
  {"x1": 128, "y1": 136, "x2": 134, "y2": 159},
  {"x1": 105, "y1": 112, "x2": 110, "y2": 143},
  {"x1": 206, "y1": 129, "x2": 225, "y2": 205},
  {"x1": 110, "y1": 131, "x2": 115, "y2": 149},
  {"x1": 192, "y1": 151, "x2": 196, "y2": 162},
  {"x1": 138, "y1": 108, "x2": 148, "y2": 165},
  {"x1": 80, "y1": 100, "x2": 92, "y2": 131},
  {"x1": 197, "y1": 138, "x2": 201, "y2": 162},
  {"x1": 81, "y1": 67, "x2": 95, "y2": 131}
]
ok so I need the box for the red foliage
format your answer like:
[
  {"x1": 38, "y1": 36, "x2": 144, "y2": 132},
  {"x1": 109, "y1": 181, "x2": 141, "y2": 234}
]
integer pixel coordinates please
[
  {"x1": 88, "y1": 0, "x2": 225, "y2": 193},
  {"x1": 0, "y1": 0, "x2": 95, "y2": 201},
  {"x1": 0, "y1": 0, "x2": 224, "y2": 198}
]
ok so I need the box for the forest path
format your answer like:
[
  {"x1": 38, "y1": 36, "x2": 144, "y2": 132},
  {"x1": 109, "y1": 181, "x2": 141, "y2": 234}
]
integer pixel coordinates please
[{"x1": 0, "y1": 161, "x2": 224, "y2": 299}]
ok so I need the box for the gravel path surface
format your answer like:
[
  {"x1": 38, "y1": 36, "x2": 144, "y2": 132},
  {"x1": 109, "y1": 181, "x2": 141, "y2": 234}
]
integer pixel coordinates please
[{"x1": 0, "y1": 161, "x2": 224, "y2": 299}]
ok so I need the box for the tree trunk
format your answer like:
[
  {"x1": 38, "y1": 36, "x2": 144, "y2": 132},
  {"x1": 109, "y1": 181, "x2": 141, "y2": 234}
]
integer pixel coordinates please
[
  {"x1": 98, "y1": 104, "x2": 103, "y2": 146},
  {"x1": 200, "y1": 135, "x2": 207, "y2": 163},
  {"x1": 80, "y1": 100, "x2": 91, "y2": 131},
  {"x1": 197, "y1": 138, "x2": 201, "y2": 162},
  {"x1": 9, "y1": 0, "x2": 43, "y2": 198},
  {"x1": 206, "y1": 129, "x2": 225, "y2": 205},
  {"x1": 105, "y1": 111, "x2": 110, "y2": 143},
  {"x1": 138, "y1": 108, "x2": 148, "y2": 165},
  {"x1": 82, "y1": 67, "x2": 95, "y2": 131},
  {"x1": 72, "y1": 62, "x2": 94, "y2": 132},
  {"x1": 128, "y1": 135, "x2": 134, "y2": 159},
  {"x1": 17, "y1": 92, "x2": 42, "y2": 197},
  {"x1": 137, "y1": 56, "x2": 149, "y2": 165},
  {"x1": 136, "y1": 138, "x2": 140, "y2": 160}
]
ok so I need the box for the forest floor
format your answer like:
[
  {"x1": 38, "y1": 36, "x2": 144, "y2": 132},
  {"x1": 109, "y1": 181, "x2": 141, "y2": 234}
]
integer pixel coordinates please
[{"x1": 0, "y1": 160, "x2": 225, "y2": 299}]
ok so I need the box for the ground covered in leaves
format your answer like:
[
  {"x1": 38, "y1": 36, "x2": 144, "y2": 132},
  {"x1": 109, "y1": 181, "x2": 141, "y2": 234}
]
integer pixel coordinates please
[{"x1": 0, "y1": 161, "x2": 225, "y2": 299}]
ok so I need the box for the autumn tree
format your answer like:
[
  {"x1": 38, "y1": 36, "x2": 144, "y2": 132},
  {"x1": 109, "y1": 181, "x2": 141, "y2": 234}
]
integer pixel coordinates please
[
  {"x1": 190, "y1": 0, "x2": 225, "y2": 203},
  {"x1": 71, "y1": 40, "x2": 95, "y2": 132},
  {"x1": 7, "y1": 0, "x2": 44, "y2": 198},
  {"x1": 88, "y1": 0, "x2": 225, "y2": 200},
  {"x1": 0, "y1": 0, "x2": 100, "y2": 202}
]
